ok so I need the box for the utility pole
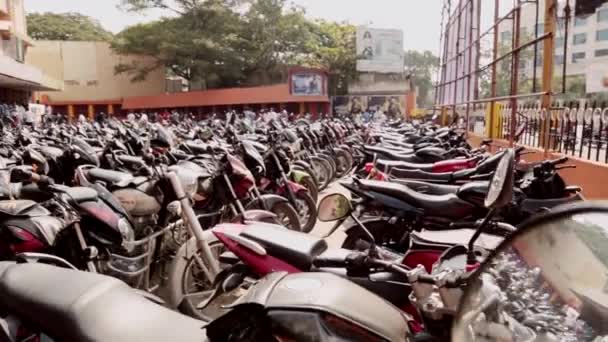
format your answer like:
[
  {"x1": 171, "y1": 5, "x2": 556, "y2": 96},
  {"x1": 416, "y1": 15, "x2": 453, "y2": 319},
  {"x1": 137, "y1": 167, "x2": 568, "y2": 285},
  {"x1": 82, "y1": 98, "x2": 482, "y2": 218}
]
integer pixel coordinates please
[{"x1": 541, "y1": 0, "x2": 557, "y2": 150}]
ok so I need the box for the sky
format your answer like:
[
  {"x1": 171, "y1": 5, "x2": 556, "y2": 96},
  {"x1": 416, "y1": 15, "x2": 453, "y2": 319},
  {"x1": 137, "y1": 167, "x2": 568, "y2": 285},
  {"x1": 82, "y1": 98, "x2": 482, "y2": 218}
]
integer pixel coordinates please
[{"x1": 25, "y1": 0, "x2": 443, "y2": 54}]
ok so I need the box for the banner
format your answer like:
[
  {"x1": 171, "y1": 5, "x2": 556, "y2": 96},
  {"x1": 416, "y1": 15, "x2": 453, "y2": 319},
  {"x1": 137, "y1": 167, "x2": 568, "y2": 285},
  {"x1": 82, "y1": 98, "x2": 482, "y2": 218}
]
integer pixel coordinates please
[
  {"x1": 291, "y1": 73, "x2": 325, "y2": 96},
  {"x1": 356, "y1": 27, "x2": 404, "y2": 74}
]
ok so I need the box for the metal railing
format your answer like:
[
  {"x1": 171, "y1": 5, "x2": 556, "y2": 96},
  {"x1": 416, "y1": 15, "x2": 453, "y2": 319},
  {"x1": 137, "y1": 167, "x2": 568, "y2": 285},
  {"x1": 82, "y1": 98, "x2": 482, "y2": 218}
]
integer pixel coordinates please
[{"x1": 465, "y1": 100, "x2": 608, "y2": 163}]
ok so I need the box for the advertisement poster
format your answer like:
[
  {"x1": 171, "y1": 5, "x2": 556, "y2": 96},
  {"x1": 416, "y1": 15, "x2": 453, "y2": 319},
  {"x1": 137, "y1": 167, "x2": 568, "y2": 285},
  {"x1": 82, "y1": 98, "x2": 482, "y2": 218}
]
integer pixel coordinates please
[
  {"x1": 356, "y1": 26, "x2": 405, "y2": 73},
  {"x1": 291, "y1": 73, "x2": 325, "y2": 96},
  {"x1": 332, "y1": 95, "x2": 405, "y2": 119}
]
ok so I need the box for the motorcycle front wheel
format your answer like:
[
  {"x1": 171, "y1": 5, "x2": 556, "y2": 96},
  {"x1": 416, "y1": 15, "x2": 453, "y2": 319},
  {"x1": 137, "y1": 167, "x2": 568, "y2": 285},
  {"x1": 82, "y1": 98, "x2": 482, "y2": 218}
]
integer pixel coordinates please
[
  {"x1": 293, "y1": 191, "x2": 317, "y2": 233},
  {"x1": 271, "y1": 201, "x2": 302, "y2": 232},
  {"x1": 167, "y1": 237, "x2": 236, "y2": 322}
]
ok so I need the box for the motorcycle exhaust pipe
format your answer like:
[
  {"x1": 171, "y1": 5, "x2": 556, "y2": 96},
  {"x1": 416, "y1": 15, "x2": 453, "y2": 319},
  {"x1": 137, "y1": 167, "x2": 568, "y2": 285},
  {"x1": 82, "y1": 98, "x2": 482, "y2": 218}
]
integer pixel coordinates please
[{"x1": 168, "y1": 171, "x2": 220, "y2": 277}]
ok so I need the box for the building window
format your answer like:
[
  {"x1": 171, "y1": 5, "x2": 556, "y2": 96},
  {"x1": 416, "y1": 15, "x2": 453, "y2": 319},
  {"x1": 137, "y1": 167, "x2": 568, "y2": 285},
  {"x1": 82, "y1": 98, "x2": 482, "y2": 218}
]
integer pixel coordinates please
[
  {"x1": 573, "y1": 33, "x2": 587, "y2": 45},
  {"x1": 598, "y1": 9, "x2": 608, "y2": 22},
  {"x1": 500, "y1": 31, "x2": 512, "y2": 41},
  {"x1": 557, "y1": 18, "x2": 566, "y2": 29},
  {"x1": 554, "y1": 55, "x2": 565, "y2": 65},
  {"x1": 519, "y1": 60, "x2": 527, "y2": 69},
  {"x1": 597, "y1": 29, "x2": 608, "y2": 41},
  {"x1": 86, "y1": 80, "x2": 99, "y2": 86},
  {"x1": 555, "y1": 37, "x2": 565, "y2": 48},
  {"x1": 535, "y1": 23, "x2": 544, "y2": 35},
  {"x1": 572, "y1": 52, "x2": 586, "y2": 63},
  {"x1": 575, "y1": 17, "x2": 587, "y2": 26},
  {"x1": 595, "y1": 49, "x2": 608, "y2": 57},
  {"x1": 535, "y1": 55, "x2": 543, "y2": 67},
  {"x1": 65, "y1": 80, "x2": 80, "y2": 86}
]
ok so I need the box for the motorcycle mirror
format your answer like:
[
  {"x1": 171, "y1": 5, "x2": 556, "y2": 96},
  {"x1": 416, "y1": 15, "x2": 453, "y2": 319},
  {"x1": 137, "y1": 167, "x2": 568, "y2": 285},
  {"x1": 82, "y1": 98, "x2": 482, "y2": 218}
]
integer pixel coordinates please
[
  {"x1": 317, "y1": 193, "x2": 352, "y2": 222},
  {"x1": 484, "y1": 149, "x2": 515, "y2": 210},
  {"x1": 453, "y1": 202, "x2": 608, "y2": 341}
]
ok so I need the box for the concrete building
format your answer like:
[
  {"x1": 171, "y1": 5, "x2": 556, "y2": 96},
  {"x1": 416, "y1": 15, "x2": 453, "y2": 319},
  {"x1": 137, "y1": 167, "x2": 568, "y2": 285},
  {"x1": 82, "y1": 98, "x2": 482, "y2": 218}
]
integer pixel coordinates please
[
  {"x1": 26, "y1": 41, "x2": 166, "y2": 119},
  {"x1": 0, "y1": 0, "x2": 59, "y2": 103},
  {"x1": 498, "y1": 2, "x2": 608, "y2": 82}
]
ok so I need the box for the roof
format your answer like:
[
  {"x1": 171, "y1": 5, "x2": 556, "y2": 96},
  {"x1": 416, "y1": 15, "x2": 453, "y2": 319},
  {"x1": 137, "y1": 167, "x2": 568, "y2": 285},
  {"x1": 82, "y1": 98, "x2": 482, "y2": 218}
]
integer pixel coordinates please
[{"x1": 122, "y1": 83, "x2": 329, "y2": 110}]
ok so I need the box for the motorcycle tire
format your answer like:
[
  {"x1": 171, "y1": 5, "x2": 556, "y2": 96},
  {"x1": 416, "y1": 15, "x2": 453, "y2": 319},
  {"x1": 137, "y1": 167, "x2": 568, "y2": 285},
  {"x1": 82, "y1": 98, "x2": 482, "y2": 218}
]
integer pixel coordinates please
[
  {"x1": 167, "y1": 236, "x2": 234, "y2": 322},
  {"x1": 334, "y1": 150, "x2": 352, "y2": 178},
  {"x1": 271, "y1": 201, "x2": 302, "y2": 232},
  {"x1": 311, "y1": 157, "x2": 332, "y2": 190},
  {"x1": 294, "y1": 191, "x2": 318, "y2": 233},
  {"x1": 299, "y1": 175, "x2": 319, "y2": 202},
  {"x1": 294, "y1": 163, "x2": 320, "y2": 189},
  {"x1": 319, "y1": 154, "x2": 337, "y2": 181}
]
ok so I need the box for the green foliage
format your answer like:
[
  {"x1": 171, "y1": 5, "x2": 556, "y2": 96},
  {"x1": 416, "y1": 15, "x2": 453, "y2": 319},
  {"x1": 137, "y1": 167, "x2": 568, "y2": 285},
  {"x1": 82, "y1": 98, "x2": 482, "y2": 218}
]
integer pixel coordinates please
[
  {"x1": 27, "y1": 12, "x2": 113, "y2": 41},
  {"x1": 404, "y1": 50, "x2": 439, "y2": 107}
]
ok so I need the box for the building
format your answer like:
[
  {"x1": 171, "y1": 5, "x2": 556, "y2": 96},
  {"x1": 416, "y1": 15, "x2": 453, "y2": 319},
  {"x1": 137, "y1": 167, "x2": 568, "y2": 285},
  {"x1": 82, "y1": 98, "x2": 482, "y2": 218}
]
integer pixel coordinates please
[
  {"x1": 0, "y1": 0, "x2": 59, "y2": 104},
  {"x1": 498, "y1": 2, "x2": 608, "y2": 85},
  {"x1": 26, "y1": 41, "x2": 166, "y2": 119}
]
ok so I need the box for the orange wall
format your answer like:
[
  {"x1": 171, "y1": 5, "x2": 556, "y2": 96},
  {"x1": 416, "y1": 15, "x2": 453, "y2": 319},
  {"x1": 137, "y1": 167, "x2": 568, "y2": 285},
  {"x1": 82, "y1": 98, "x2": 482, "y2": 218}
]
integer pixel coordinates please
[{"x1": 468, "y1": 134, "x2": 608, "y2": 200}]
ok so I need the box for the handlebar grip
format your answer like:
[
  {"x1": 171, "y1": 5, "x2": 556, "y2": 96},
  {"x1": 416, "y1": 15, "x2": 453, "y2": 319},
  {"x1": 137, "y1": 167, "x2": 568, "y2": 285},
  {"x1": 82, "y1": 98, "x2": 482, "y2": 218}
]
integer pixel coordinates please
[
  {"x1": 37, "y1": 175, "x2": 54, "y2": 187},
  {"x1": 416, "y1": 274, "x2": 436, "y2": 284},
  {"x1": 29, "y1": 172, "x2": 40, "y2": 182},
  {"x1": 312, "y1": 257, "x2": 347, "y2": 268},
  {"x1": 515, "y1": 146, "x2": 526, "y2": 154}
]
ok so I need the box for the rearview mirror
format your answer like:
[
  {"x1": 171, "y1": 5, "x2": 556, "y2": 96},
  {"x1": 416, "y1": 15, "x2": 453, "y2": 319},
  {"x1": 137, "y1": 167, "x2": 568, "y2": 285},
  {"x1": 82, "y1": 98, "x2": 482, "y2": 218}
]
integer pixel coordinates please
[
  {"x1": 484, "y1": 149, "x2": 515, "y2": 210},
  {"x1": 318, "y1": 193, "x2": 352, "y2": 222},
  {"x1": 453, "y1": 203, "x2": 608, "y2": 341}
]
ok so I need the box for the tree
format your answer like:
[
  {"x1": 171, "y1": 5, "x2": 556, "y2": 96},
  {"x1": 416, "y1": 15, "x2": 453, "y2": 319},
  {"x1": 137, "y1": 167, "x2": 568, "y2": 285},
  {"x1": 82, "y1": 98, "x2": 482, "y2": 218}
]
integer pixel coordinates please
[
  {"x1": 27, "y1": 12, "x2": 113, "y2": 41},
  {"x1": 305, "y1": 21, "x2": 357, "y2": 96},
  {"x1": 404, "y1": 50, "x2": 440, "y2": 107},
  {"x1": 112, "y1": 0, "x2": 246, "y2": 86}
]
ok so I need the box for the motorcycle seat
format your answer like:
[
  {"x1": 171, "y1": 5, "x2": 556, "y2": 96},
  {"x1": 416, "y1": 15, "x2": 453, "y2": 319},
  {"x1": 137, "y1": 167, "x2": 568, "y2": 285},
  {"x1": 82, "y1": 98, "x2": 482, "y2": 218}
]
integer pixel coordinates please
[
  {"x1": 241, "y1": 224, "x2": 328, "y2": 270},
  {"x1": 376, "y1": 159, "x2": 434, "y2": 172},
  {"x1": 0, "y1": 262, "x2": 204, "y2": 342},
  {"x1": 53, "y1": 185, "x2": 99, "y2": 203},
  {"x1": 0, "y1": 200, "x2": 50, "y2": 217},
  {"x1": 86, "y1": 168, "x2": 135, "y2": 188},
  {"x1": 390, "y1": 168, "x2": 453, "y2": 182},
  {"x1": 393, "y1": 180, "x2": 460, "y2": 196},
  {"x1": 364, "y1": 145, "x2": 414, "y2": 158},
  {"x1": 356, "y1": 179, "x2": 475, "y2": 219}
]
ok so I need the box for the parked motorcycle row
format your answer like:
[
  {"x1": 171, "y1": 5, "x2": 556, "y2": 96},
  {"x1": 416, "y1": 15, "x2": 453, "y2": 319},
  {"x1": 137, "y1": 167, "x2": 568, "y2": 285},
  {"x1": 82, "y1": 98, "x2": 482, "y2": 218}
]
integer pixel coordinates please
[{"x1": 1, "y1": 116, "x2": 607, "y2": 342}]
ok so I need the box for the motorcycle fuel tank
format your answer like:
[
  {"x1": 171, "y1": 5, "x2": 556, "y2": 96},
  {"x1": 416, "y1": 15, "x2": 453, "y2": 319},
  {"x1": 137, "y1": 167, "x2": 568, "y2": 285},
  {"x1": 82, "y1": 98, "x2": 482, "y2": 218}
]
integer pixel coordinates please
[
  {"x1": 233, "y1": 272, "x2": 409, "y2": 341},
  {"x1": 112, "y1": 188, "x2": 161, "y2": 217}
]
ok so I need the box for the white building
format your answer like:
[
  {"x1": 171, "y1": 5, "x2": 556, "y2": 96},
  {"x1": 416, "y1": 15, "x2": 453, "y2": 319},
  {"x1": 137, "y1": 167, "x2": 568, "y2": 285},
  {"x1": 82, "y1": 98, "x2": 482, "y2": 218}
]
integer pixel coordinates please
[{"x1": 498, "y1": 2, "x2": 608, "y2": 83}]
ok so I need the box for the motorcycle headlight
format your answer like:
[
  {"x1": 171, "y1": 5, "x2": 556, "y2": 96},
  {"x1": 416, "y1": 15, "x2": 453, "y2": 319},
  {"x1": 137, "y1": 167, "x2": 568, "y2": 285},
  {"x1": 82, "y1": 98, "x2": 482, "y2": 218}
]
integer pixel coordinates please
[{"x1": 118, "y1": 218, "x2": 135, "y2": 252}]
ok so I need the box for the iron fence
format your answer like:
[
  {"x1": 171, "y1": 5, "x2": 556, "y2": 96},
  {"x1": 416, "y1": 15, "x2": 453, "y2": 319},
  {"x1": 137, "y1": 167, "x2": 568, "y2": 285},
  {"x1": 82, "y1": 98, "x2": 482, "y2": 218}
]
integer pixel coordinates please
[{"x1": 463, "y1": 101, "x2": 608, "y2": 163}]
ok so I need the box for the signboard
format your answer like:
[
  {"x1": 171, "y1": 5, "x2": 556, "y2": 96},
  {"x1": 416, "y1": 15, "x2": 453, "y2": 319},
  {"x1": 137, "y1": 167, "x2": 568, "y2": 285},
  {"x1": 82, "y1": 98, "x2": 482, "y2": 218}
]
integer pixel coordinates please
[
  {"x1": 291, "y1": 73, "x2": 325, "y2": 96},
  {"x1": 356, "y1": 27, "x2": 404, "y2": 74},
  {"x1": 332, "y1": 95, "x2": 406, "y2": 119},
  {"x1": 586, "y1": 62, "x2": 608, "y2": 93}
]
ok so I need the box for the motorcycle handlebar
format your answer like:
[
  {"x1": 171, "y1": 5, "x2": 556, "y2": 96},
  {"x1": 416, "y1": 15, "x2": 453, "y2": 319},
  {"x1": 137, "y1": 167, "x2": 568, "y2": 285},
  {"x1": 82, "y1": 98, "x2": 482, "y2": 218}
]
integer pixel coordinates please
[{"x1": 551, "y1": 156, "x2": 568, "y2": 166}]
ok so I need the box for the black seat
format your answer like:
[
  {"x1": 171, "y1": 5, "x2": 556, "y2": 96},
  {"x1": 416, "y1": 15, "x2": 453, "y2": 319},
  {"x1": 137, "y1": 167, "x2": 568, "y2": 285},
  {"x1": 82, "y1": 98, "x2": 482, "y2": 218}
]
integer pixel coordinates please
[
  {"x1": 86, "y1": 168, "x2": 134, "y2": 187},
  {"x1": 364, "y1": 145, "x2": 415, "y2": 159},
  {"x1": 393, "y1": 180, "x2": 460, "y2": 195},
  {"x1": 241, "y1": 224, "x2": 328, "y2": 270},
  {"x1": 0, "y1": 262, "x2": 204, "y2": 342},
  {"x1": 376, "y1": 159, "x2": 435, "y2": 172},
  {"x1": 0, "y1": 200, "x2": 48, "y2": 217},
  {"x1": 356, "y1": 179, "x2": 475, "y2": 219},
  {"x1": 390, "y1": 168, "x2": 453, "y2": 182},
  {"x1": 53, "y1": 185, "x2": 98, "y2": 203}
]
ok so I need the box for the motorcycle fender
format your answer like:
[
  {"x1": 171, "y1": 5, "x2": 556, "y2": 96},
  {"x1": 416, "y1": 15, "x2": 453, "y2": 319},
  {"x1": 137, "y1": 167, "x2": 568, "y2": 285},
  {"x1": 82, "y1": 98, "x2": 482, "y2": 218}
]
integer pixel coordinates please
[
  {"x1": 231, "y1": 209, "x2": 277, "y2": 223},
  {"x1": 245, "y1": 194, "x2": 289, "y2": 211},
  {"x1": 289, "y1": 169, "x2": 310, "y2": 183},
  {"x1": 292, "y1": 160, "x2": 311, "y2": 170},
  {"x1": 286, "y1": 180, "x2": 307, "y2": 194}
]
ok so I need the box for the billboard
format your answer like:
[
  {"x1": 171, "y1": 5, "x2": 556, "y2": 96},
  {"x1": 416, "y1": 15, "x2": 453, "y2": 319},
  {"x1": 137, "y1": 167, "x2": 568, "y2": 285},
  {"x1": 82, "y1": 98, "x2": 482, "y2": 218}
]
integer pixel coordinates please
[
  {"x1": 291, "y1": 73, "x2": 325, "y2": 96},
  {"x1": 332, "y1": 95, "x2": 406, "y2": 119},
  {"x1": 356, "y1": 27, "x2": 404, "y2": 73},
  {"x1": 586, "y1": 62, "x2": 608, "y2": 93}
]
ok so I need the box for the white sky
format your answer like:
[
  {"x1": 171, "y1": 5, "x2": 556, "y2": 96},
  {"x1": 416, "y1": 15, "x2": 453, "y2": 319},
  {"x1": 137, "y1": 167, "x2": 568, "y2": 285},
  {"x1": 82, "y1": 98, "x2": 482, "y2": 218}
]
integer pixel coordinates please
[{"x1": 25, "y1": 0, "x2": 443, "y2": 54}]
